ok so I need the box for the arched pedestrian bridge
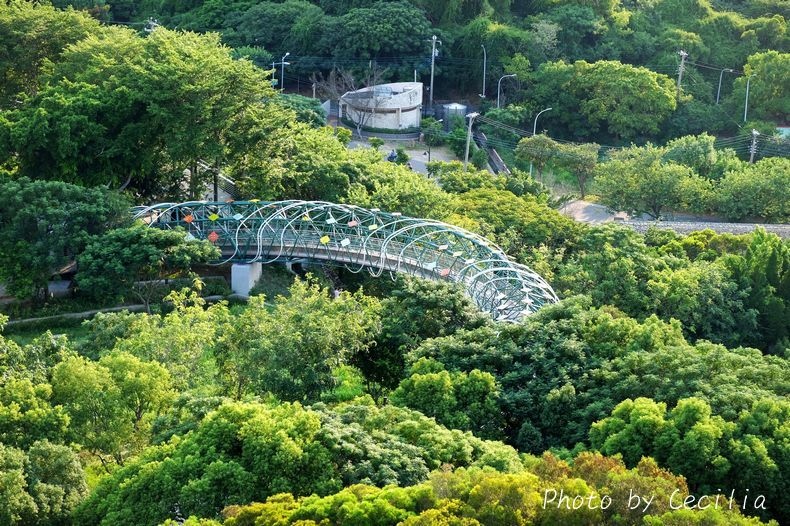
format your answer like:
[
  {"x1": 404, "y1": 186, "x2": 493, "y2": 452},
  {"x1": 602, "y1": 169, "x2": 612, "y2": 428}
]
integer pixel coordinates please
[{"x1": 132, "y1": 201, "x2": 558, "y2": 322}]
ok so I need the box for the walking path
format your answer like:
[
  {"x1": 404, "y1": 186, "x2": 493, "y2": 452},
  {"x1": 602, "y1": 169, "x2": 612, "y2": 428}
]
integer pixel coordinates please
[
  {"x1": 559, "y1": 199, "x2": 790, "y2": 238},
  {"x1": 349, "y1": 139, "x2": 457, "y2": 175}
]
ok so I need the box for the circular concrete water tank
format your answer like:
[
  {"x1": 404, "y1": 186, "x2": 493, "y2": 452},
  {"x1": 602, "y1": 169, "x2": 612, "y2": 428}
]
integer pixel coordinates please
[{"x1": 442, "y1": 103, "x2": 468, "y2": 130}]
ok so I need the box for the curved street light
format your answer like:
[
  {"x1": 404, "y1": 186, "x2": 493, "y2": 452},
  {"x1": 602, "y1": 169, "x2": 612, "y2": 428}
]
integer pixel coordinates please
[
  {"x1": 497, "y1": 74, "x2": 516, "y2": 108},
  {"x1": 280, "y1": 52, "x2": 290, "y2": 92},
  {"x1": 744, "y1": 74, "x2": 756, "y2": 122},
  {"x1": 716, "y1": 68, "x2": 734, "y2": 104},
  {"x1": 529, "y1": 107, "x2": 553, "y2": 179},
  {"x1": 463, "y1": 112, "x2": 480, "y2": 171}
]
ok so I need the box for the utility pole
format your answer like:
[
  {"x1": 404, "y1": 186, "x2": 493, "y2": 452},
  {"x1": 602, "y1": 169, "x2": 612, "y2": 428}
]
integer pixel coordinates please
[
  {"x1": 271, "y1": 53, "x2": 290, "y2": 91},
  {"x1": 463, "y1": 112, "x2": 480, "y2": 171},
  {"x1": 676, "y1": 50, "x2": 688, "y2": 99},
  {"x1": 749, "y1": 129, "x2": 760, "y2": 163},
  {"x1": 428, "y1": 35, "x2": 441, "y2": 114},
  {"x1": 716, "y1": 68, "x2": 733, "y2": 104},
  {"x1": 480, "y1": 44, "x2": 487, "y2": 99},
  {"x1": 144, "y1": 17, "x2": 159, "y2": 33}
]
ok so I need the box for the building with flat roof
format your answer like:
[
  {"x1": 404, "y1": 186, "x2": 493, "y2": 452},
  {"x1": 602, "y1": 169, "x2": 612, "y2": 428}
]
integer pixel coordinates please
[{"x1": 340, "y1": 82, "x2": 423, "y2": 131}]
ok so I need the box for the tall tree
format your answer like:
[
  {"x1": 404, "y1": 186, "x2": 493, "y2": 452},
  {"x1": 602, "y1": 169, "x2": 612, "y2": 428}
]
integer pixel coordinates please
[
  {"x1": 0, "y1": 178, "x2": 129, "y2": 301},
  {"x1": 556, "y1": 142, "x2": 599, "y2": 198},
  {"x1": 0, "y1": 1, "x2": 100, "y2": 109},
  {"x1": 515, "y1": 134, "x2": 560, "y2": 183},
  {"x1": 216, "y1": 279, "x2": 380, "y2": 402},
  {"x1": 77, "y1": 224, "x2": 220, "y2": 313},
  {"x1": 595, "y1": 146, "x2": 711, "y2": 219},
  {"x1": 3, "y1": 27, "x2": 273, "y2": 199}
]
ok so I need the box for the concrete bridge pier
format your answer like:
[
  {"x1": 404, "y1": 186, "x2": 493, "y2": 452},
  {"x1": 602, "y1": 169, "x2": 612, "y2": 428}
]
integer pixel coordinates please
[{"x1": 231, "y1": 262, "x2": 262, "y2": 297}]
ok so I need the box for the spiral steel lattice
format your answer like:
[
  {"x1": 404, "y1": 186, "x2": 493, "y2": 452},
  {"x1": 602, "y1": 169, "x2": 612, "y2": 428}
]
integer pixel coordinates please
[{"x1": 133, "y1": 200, "x2": 558, "y2": 322}]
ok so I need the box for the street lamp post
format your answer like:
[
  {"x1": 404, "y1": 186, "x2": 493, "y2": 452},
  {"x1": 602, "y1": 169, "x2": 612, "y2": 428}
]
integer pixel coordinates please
[
  {"x1": 428, "y1": 35, "x2": 442, "y2": 114},
  {"x1": 425, "y1": 119, "x2": 443, "y2": 162},
  {"x1": 716, "y1": 68, "x2": 734, "y2": 104},
  {"x1": 480, "y1": 45, "x2": 487, "y2": 99},
  {"x1": 744, "y1": 74, "x2": 756, "y2": 122},
  {"x1": 280, "y1": 52, "x2": 290, "y2": 92},
  {"x1": 497, "y1": 74, "x2": 516, "y2": 109},
  {"x1": 463, "y1": 112, "x2": 480, "y2": 171},
  {"x1": 271, "y1": 52, "x2": 290, "y2": 92},
  {"x1": 529, "y1": 107, "x2": 553, "y2": 179}
]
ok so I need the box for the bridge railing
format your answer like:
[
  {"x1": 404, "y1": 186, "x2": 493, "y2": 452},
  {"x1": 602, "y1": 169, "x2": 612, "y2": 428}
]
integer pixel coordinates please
[{"x1": 133, "y1": 200, "x2": 558, "y2": 322}]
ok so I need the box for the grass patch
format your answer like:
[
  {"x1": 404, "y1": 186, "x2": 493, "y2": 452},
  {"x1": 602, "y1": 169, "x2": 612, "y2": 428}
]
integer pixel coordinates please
[
  {"x1": 5, "y1": 322, "x2": 92, "y2": 347},
  {"x1": 249, "y1": 264, "x2": 295, "y2": 300}
]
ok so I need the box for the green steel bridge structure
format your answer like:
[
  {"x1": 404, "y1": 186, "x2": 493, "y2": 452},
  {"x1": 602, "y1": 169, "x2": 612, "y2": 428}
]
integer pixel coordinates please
[{"x1": 133, "y1": 200, "x2": 558, "y2": 322}]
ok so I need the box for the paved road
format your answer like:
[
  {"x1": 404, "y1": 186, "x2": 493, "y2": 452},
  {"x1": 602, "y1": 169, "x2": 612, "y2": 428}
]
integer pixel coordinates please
[
  {"x1": 559, "y1": 200, "x2": 790, "y2": 238},
  {"x1": 559, "y1": 200, "x2": 614, "y2": 223},
  {"x1": 349, "y1": 139, "x2": 458, "y2": 175}
]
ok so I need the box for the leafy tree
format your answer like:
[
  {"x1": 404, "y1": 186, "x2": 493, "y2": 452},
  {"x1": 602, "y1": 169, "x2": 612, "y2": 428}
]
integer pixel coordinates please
[
  {"x1": 73, "y1": 401, "x2": 523, "y2": 526},
  {"x1": 0, "y1": 326, "x2": 70, "y2": 384},
  {"x1": 0, "y1": 378, "x2": 70, "y2": 449},
  {"x1": 99, "y1": 351, "x2": 174, "y2": 439},
  {"x1": 421, "y1": 117, "x2": 444, "y2": 162},
  {"x1": 228, "y1": 0, "x2": 325, "y2": 55},
  {"x1": 110, "y1": 290, "x2": 229, "y2": 391},
  {"x1": 348, "y1": 163, "x2": 453, "y2": 220},
  {"x1": 428, "y1": 161, "x2": 505, "y2": 194},
  {"x1": 724, "y1": 228, "x2": 790, "y2": 353},
  {"x1": 556, "y1": 142, "x2": 599, "y2": 198},
  {"x1": 590, "y1": 396, "x2": 790, "y2": 523},
  {"x1": 275, "y1": 93, "x2": 327, "y2": 128},
  {"x1": 0, "y1": 444, "x2": 39, "y2": 525},
  {"x1": 0, "y1": 440, "x2": 88, "y2": 526},
  {"x1": 77, "y1": 223, "x2": 221, "y2": 313},
  {"x1": 0, "y1": 2, "x2": 100, "y2": 108},
  {"x1": 546, "y1": 5, "x2": 608, "y2": 61},
  {"x1": 352, "y1": 278, "x2": 487, "y2": 395},
  {"x1": 0, "y1": 178, "x2": 129, "y2": 300},
  {"x1": 595, "y1": 146, "x2": 712, "y2": 219},
  {"x1": 575, "y1": 340, "x2": 789, "y2": 428},
  {"x1": 662, "y1": 133, "x2": 719, "y2": 178},
  {"x1": 647, "y1": 259, "x2": 757, "y2": 345},
  {"x1": 555, "y1": 224, "x2": 667, "y2": 316},
  {"x1": 216, "y1": 279, "x2": 379, "y2": 402},
  {"x1": 25, "y1": 439, "x2": 89, "y2": 525},
  {"x1": 368, "y1": 137, "x2": 385, "y2": 150},
  {"x1": 4, "y1": 27, "x2": 272, "y2": 198},
  {"x1": 391, "y1": 359, "x2": 505, "y2": 440},
  {"x1": 715, "y1": 157, "x2": 790, "y2": 222},
  {"x1": 331, "y1": 2, "x2": 432, "y2": 66},
  {"x1": 232, "y1": 118, "x2": 356, "y2": 202},
  {"x1": 452, "y1": 188, "x2": 579, "y2": 257},
  {"x1": 733, "y1": 50, "x2": 789, "y2": 122},
  {"x1": 395, "y1": 148, "x2": 410, "y2": 165},
  {"x1": 222, "y1": 456, "x2": 766, "y2": 526},
  {"x1": 50, "y1": 355, "x2": 132, "y2": 464},
  {"x1": 514, "y1": 134, "x2": 560, "y2": 183},
  {"x1": 452, "y1": 17, "x2": 533, "y2": 93},
  {"x1": 524, "y1": 60, "x2": 676, "y2": 141}
]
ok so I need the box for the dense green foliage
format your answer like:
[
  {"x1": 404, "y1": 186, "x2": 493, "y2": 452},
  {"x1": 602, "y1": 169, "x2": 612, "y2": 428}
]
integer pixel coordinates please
[
  {"x1": 0, "y1": 178, "x2": 129, "y2": 300},
  {"x1": 218, "y1": 455, "x2": 767, "y2": 526},
  {"x1": 73, "y1": 400, "x2": 524, "y2": 525},
  {"x1": 0, "y1": 2, "x2": 788, "y2": 525},
  {"x1": 77, "y1": 224, "x2": 220, "y2": 311}
]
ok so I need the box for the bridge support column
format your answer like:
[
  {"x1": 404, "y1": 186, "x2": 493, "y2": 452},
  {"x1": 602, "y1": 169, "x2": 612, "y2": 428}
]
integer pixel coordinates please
[{"x1": 231, "y1": 263, "x2": 262, "y2": 297}]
